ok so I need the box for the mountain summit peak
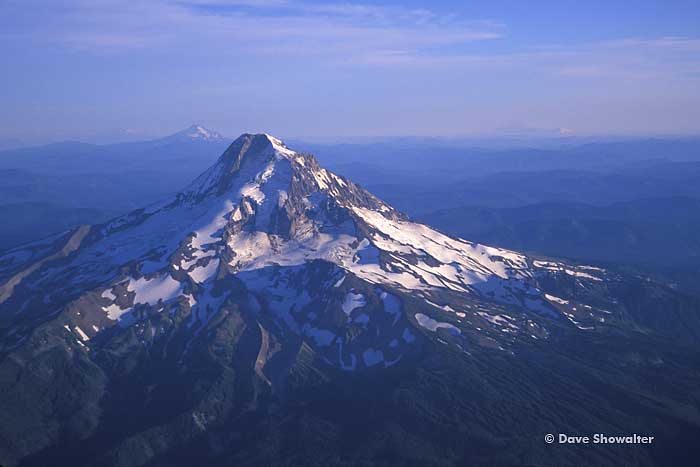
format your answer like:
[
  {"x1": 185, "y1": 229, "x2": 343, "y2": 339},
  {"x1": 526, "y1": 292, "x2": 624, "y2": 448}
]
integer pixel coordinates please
[
  {"x1": 183, "y1": 132, "x2": 373, "y2": 206},
  {"x1": 225, "y1": 132, "x2": 294, "y2": 157}
]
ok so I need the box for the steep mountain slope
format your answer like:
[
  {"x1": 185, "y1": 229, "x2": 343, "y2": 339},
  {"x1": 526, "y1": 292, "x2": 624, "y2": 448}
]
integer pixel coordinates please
[{"x1": 1, "y1": 134, "x2": 699, "y2": 467}]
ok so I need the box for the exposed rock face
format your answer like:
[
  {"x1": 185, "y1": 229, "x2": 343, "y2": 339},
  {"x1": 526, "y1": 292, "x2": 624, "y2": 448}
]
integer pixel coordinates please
[{"x1": 1, "y1": 134, "x2": 699, "y2": 467}]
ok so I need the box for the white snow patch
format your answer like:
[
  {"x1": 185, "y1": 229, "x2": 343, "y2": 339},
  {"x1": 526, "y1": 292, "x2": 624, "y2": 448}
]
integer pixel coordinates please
[
  {"x1": 101, "y1": 288, "x2": 116, "y2": 301},
  {"x1": 189, "y1": 259, "x2": 219, "y2": 283},
  {"x1": 184, "y1": 294, "x2": 197, "y2": 308},
  {"x1": 333, "y1": 275, "x2": 346, "y2": 288},
  {"x1": 415, "y1": 313, "x2": 461, "y2": 335},
  {"x1": 342, "y1": 291, "x2": 366, "y2": 316},
  {"x1": 240, "y1": 182, "x2": 265, "y2": 204},
  {"x1": 128, "y1": 274, "x2": 183, "y2": 306},
  {"x1": 74, "y1": 326, "x2": 90, "y2": 341},
  {"x1": 103, "y1": 304, "x2": 128, "y2": 321},
  {"x1": 265, "y1": 134, "x2": 297, "y2": 158},
  {"x1": 564, "y1": 269, "x2": 603, "y2": 281},
  {"x1": 544, "y1": 294, "x2": 569, "y2": 305}
]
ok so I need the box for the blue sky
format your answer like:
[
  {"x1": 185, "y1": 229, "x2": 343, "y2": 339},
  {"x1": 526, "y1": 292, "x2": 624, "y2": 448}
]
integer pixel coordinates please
[{"x1": 1, "y1": 0, "x2": 699, "y2": 142}]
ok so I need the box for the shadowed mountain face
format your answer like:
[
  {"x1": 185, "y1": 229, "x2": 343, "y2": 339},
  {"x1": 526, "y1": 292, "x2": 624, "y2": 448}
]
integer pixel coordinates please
[{"x1": 1, "y1": 134, "x2": 699, "y2": 467}]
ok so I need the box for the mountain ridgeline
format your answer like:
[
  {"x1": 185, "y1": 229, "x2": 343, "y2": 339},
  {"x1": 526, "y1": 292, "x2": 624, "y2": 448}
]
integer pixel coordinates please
[{"x1": 1, "y1": 134, "x2": 699, "y2": 467}]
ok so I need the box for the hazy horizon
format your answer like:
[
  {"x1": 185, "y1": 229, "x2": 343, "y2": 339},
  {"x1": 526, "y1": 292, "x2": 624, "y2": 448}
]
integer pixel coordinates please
[{"x1": 4, "y1": 122, "x2": 700, "y2": 149}]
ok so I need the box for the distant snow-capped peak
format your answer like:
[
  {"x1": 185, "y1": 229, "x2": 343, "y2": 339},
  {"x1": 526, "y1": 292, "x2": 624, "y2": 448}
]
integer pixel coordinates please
[
  {"x1": 164, "y1": 124, "x2": 226, "y2": 142},
  {"x1": 185, "y1": 124, "x2": 223, "y2": 140}
]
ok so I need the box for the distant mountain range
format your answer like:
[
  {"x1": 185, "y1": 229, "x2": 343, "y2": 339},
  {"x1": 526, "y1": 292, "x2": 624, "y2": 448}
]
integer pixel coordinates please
[{"x1": 1, "y1": 134, "x2": 699, "y2": 466}]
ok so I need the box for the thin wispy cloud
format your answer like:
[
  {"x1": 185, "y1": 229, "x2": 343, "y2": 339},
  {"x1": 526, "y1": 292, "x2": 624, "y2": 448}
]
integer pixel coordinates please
[
  {"x1": 539, "y1": 38, "x2": 700, "y2": 81},
  {"x1": 4, "y1": 0, "x2": 696, "y2": 83},
  {"x1": 1, "y1": 0, "x2": 504, "y2": 60},
  {"x1": 357, "y1": 35, "x2": 700, "y2": 81}
]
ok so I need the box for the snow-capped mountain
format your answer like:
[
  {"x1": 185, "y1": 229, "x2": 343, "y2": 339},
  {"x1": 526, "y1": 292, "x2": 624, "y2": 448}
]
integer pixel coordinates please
[
  {"x1": 0, "y1": 133, "x2": 614, "y2": 363},
  {"x1": 1, "y1": 134, "x2": 699, "y2": 466},
  {"x1": 160, "y1": 124, "x2": 226, "y2": 143}
]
